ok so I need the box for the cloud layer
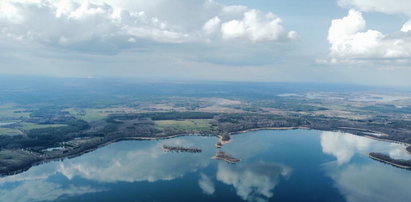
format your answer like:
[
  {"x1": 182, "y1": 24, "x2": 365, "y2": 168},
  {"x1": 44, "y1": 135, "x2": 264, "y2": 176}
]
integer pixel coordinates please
[
  {"x1": 338, "y1": 0, "x2": 411, "y2": 16},
  {"x1": 0, "y1": 0, "x2": 295, "y2": 53}
]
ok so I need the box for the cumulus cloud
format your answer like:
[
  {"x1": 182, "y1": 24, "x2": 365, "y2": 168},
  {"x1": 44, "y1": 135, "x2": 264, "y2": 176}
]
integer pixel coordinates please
[
  {"x1": 0, "y1": 0, "x2": 295, "y2": 54},
  {"x1": 220, "y1": 9, "x2": 295, "y2": 42},
  {"x1": 328, "y1": 9, "x2": 411, "y2": 60},
  {"x1": 203, "y1": 16, "x2": 221, "y2": 35},
  {"x1": 0, "y1": 0, "x2": 192, "y2": 53},
  {"x1": 326, "y1": 1, "x2": 411, "y2": 63}
]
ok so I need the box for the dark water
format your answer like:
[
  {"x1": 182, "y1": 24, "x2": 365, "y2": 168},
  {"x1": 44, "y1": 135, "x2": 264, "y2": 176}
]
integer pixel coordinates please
[{"x1": 1, "y1": 130, "x2": 411, "y2": 202}]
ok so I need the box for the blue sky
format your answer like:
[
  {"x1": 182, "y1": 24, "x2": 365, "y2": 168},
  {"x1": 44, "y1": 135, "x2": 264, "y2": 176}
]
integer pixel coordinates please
[{"x1": 1, "y1": 0, "x2": 411, "y2": 86}]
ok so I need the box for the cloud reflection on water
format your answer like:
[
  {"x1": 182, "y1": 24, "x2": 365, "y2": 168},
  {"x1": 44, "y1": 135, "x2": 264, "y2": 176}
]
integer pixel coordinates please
[
  {"x1": 57, "y1": 137, "x2": 216, "y2": 183},
  {"x1": 1, "y1": 130, "x2": 410, "y2": 202},
  {"x1": 0, "y1": 136, "x2": 217, "y2": 202},
  {"x1": 320, "y1": 131, "x2": 410, "y2": 165},
  {"x1": 326, "y1": 163, "x2": 411, "y2": 202},
  {"x1": 198, "y1": 173, "x2": 215, "y2": 195},
  {"x1": 0, "y1": 181, "x2": 104, "y2": 202},
  {"x1": 321, "y1": 131, "x2": 411, "y2": 202},
  {"x1": 216, "y1": 161, "x2": 292, "y2": 202}
]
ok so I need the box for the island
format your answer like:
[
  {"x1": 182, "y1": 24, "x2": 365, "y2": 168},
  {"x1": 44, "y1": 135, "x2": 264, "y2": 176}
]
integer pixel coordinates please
[
  {"x1": 162, "y1": 145, "x2": 202, "y2": 153},
  {"x1": 212, "y1": 151, "x2": 240, "y2": 163}
]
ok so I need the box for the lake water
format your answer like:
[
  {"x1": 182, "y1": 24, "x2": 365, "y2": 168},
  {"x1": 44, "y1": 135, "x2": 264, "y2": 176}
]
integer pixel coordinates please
[{"x1": 1, "y1": 129, "x2": 411, "y2": 202}]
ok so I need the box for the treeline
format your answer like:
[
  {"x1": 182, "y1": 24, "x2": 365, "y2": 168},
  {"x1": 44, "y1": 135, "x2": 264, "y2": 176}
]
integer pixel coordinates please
[
  {"x1": 213, "y1": 113, "x2": 411, "y2": 144},
  {"x1": 0, "y1": 119, "x2": 89, "y2": 150},
  {"x1": 23, "y1": 107, "x2": 76, "y2": 124},
  {"x1": 108, "y1": 112, "x2": 217, "y2": 122},
  {"x1": 362, "y1": 105, "x2": 411, "y2": 114},
  {"x1": 215, "y1": 113, "x2": 307, "y2": 133},
  {"x1": 254, "y1": 98, "x2": 329, "y2": 112},
  {"x1": 102, "y1": 112, "x2": 219, "y2": 137}
]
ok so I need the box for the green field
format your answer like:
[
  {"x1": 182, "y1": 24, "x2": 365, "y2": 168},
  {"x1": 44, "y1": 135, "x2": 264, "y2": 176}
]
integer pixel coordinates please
[
  {"x1": 155, "y1": 119, "x2": 212, "y2": 131},
  {"x1": 64, "y1": 108, "x2": 109, "y2": 122},
  {"x1": 0, "y1": 122, "x2": 68, "y2": 136},
  {"x1": 0, "y1": 127, "x2": 23, "y2": 136},
  {"x1": 19, "y1": 122, "x2": 67, "y2": 130},
  {"x1": 0, "y1": 104, "x2": 30, "y2": 120}
]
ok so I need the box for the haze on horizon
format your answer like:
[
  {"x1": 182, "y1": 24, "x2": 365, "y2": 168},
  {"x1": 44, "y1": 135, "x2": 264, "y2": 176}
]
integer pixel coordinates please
[{"x1": 1, "y1": 0, "x2": 411, "y2": 87}]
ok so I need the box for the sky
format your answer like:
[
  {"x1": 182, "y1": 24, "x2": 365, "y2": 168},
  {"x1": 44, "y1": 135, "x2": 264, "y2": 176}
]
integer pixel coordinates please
[{"x1": 1, "y1": 0, "x2": 411, "y2": 87}]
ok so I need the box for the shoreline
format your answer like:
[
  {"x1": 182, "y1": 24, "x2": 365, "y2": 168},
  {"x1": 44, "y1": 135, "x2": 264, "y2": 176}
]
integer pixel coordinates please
[
  {"x1": 406, "y1": 146, "x2": 411, "y2": 155},
  {"x1": 1, "y1": 126, "x2": 411, "y2": 177},
  {"x1": 369, "y1": 153, "x2": 411, "y2": 169},
  {"x1": 228, "y1": 127, "x2": 309, "y2": 136},
  {"x1": 0, "y1": 134, "x2": 184, "y2": 177},
  {"x1": 227, "y1": 126, "x2": 410, "y2": 148},
  {"x1": 362, "y1": 135, "x2": 411, "y2": 148}
]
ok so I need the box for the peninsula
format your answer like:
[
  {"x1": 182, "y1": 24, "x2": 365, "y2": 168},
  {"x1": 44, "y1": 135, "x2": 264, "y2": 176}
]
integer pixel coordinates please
[{"x1": 369, "y1": 152, "x2": 411, "y2": 169}]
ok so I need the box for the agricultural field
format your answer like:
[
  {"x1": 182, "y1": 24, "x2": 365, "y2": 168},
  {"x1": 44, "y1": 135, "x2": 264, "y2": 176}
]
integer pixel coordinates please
[
  {"x1": 64, "y1": 108, "x2": 110, "y2": 122},
  {"x1": 0, "y1": 104, "x2": 29, "y2": 120},
  {"x1": 0, "y1": 127, "x2": 23, "y2": 136},
  {"x1": 155, "y1": 119, "x2": 213, "y2": 132},
  {"x1": 19, "y1": 122, "x2": 67, "y2": 130},
  {"x1": 64, "y1": 107, "x2": 141, "y2": 122}
]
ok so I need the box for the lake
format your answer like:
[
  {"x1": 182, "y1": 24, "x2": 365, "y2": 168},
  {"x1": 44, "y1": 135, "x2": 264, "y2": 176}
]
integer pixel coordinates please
[{"x1": 1, "y1": 129, "x2": 411, "y2": 202}]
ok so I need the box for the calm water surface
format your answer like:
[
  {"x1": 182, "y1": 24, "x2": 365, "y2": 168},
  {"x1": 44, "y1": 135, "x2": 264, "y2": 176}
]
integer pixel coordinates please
[{"x1": 1, "y1": 130, "x2": 411, "y2": 202}]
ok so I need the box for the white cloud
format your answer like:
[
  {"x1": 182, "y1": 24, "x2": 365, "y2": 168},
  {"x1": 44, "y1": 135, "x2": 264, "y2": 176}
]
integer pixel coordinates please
[
  {"x1": 401, "y1": 20, "x2": 411, "y2": 32},
  {"x1": 327, "y1": 9, "x2": 411, "y2": 61},
  {"x1": 338, "y1": 0, "x2": 411, "y2": 16},
  {"x1": 221, "y1": 9, "x2": 294, "y2": 42},
  {"x1": 0, "y1": 0, "x2": 192, "y2": 52},
  {"x1": 328, "y1": 9, "x2": 383, "y2": 58},
  {"x1": 203, "y1": 16, "x2": 221, "y2": 35},
  {"x1": 0, "y1": 0, "x2": 295, "y2": 54}
]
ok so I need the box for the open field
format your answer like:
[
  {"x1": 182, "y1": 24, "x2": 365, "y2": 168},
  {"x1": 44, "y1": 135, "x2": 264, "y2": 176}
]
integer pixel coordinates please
[
  {"x1": 65, "y1": 107, "x2": 142, "y2": 122},
  {"x1": 64, "y1": 108, "x2": 111, "y2": 122},
  {"x1": 0, "y1": 127, "x2": 23, "y2": 136},
  {"x1": 19, "y1": 122, "x2": 67, "y2": 130},
  {"x1": 0, "y1": 104, "x2": 29, "y2": 120},
  {"x1": 155, "y1": 119, "x2": 212, "y2": 132}
]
